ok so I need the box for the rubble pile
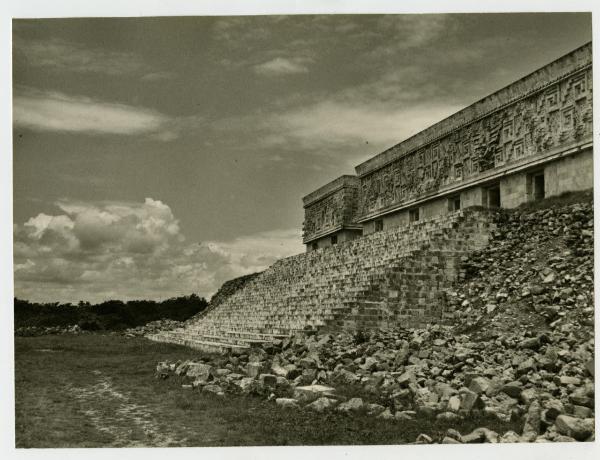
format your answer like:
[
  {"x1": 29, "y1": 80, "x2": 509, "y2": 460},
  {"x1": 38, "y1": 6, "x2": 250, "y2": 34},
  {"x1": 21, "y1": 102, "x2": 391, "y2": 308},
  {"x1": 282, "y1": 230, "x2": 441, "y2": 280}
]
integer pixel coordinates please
[
  {"x1": 155, "y1": 198, "x2": 594, "y2": 443},
  {"x1": 447, "y1": 199, "x2": 594, "y2": 337},
  {"x1": 124, "y1": 319, "x2": 184, "y2": 338}
]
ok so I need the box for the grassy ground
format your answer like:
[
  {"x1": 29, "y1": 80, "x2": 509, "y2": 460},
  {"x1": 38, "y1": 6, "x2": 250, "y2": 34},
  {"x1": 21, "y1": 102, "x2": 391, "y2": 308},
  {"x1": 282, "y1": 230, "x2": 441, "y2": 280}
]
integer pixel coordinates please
[{"x1": 15, "y1": 334, "x2": 520, "y2": 447}]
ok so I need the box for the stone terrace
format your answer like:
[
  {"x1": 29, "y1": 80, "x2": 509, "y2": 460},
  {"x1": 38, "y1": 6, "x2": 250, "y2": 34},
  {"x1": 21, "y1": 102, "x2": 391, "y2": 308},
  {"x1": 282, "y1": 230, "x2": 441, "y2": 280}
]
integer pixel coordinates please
[{"x1": 149, "y1": 209, "x2": 496, "y2": 352}]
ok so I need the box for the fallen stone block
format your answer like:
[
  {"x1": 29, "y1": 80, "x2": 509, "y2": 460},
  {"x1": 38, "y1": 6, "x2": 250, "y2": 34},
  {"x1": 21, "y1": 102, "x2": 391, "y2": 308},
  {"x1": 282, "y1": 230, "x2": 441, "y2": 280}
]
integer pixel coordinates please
[
  {"x1": 499, "y1": 431, "x2": 521, "y2": 443},
  {"x1": 500, "y1": 381, "x2": 523, "y2": 399},
  {"x1": 202, "y1": 384, "x2": 224, "y2": 396},
  {"x1": 155, "y1": 361, "x2": 171, "y2": 379},
  {"x1": 337, "y1": 397, "x2": 364, "y2": 412},
  {"x1": 365, "y1": 403, "x2": 386, "y2": 416},
  {"x1": 459, "y1": 388, "x2": 484, "y2": 413},
  {"x1": 186, "y1": 362, "x2": 213, "y2": 383},
  {"x1": 462, "y1": 427, "x2": 498, "y2": 443},
  {"x1": 522, "y1": 400, "x2": 541, "y2": 441},
  {"x1": 377, "y1": 408, "x2": 395, "y2": 420},
  {"x1": 437, "y1": 412, "x2": 459, "y2": 422},
  {"x1": 415, "y1": 434, "x2": 433, "y2": 444},
  {"x1": 293, "y1": 384, "x2": 336, "y2": 403},
  {"x1": 555, "y1": 415, "x2": 594, "y2": 441},
  {"x1": 246, "y1": 362, "x2": 265, "y2": 379},
  {"x1": 307, "y1": 396, "x2": 338, "y2": 412},
  {"x1": 259, "y1": 373, "x2": 278, "y2": 388},
  {"x1": 442, "y1": 436, "x2": 461, "y2": 444},
  {"x1": 395, "y1": 410, "x2": 416, "y2": 421},
  {"x1": 275, "y1": 398, "x2": 299, "y2": 409},
  {"x1": 469, "y1": 377, "x2": 491, "y2": 394}
]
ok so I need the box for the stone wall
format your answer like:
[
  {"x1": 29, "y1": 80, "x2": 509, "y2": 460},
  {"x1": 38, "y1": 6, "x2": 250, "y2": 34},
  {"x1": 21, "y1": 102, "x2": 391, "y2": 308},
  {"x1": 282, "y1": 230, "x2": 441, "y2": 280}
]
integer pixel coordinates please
[
  {"x1": 307, "y1": 228, "x2": 362, "y2": 251},
  {"x1": 149, "y1": 209, "x2": 496, "y2": 352},
  {"x1": 544, "y1": 148, "x2": 594, "y2": 197},
  {"x1": 302, "y1": 175, "x2": 360, "y2": 243},
  {"x1": 354, "y1": 43, "x2": 592, "y2": 222}
]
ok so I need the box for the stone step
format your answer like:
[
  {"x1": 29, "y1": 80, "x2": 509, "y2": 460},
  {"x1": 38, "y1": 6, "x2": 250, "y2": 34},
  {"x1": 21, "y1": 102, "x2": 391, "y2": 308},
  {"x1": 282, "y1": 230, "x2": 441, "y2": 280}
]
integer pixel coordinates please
[
  {"x1": 148, "y1": 210, "x2": 495, "y2": 351},
  {"x1": 149, "y1": 333, "x2": 251, "y2": 353}
]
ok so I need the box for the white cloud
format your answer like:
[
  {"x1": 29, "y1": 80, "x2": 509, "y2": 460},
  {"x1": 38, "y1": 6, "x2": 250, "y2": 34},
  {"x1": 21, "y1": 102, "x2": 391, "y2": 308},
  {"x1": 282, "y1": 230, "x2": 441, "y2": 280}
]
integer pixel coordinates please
[
  {"x1": 13, "y1": 88, "x2": 202, "y2": 140},
  {"x1": 267, "y1": 100, "x2": 461, "y2": 150},
  {"x1": 14, "y1": 198, "x2": 303, "y2": 304},
  {"x1": 14, "y1": 89, "x2": 167, "y2": 135},
  {"x1": 254, "y1": 57, "x2": 311, "y2": 76},
  {"x1": 204, "y1": 228, "x2": 304, "y2": 277}
]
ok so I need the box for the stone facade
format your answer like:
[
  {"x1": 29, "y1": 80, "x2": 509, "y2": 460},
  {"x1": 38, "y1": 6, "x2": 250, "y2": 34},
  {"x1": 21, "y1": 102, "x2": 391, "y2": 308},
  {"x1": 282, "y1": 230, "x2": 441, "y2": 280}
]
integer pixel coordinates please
[
  {"x1": 302, "y1": 175, "x2": 362, "y2": 249},
  {"x1": 302, "y1": 42, "x2": 593, "y2": 248}
]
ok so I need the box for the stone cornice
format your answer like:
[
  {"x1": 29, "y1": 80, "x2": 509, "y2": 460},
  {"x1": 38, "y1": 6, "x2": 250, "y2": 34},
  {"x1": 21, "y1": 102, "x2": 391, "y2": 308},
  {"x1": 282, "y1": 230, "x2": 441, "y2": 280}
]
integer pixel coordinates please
[
  {"x1": 302, "y1": 175, "x2": 359, "y2": 207},
  {"x1": 302, "y1": 224, "x2": 363, "y2": 244}
]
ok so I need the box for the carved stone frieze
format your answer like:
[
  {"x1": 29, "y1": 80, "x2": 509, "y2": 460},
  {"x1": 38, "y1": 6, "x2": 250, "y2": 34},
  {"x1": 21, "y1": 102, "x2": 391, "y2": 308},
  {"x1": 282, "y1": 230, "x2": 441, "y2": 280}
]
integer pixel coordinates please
[
  {"x1": 303, "y1": 176, "x2": 360, "y2": 242},
  {"x1": 357, "y1": 67, "x2": 592, "y2": 218}
]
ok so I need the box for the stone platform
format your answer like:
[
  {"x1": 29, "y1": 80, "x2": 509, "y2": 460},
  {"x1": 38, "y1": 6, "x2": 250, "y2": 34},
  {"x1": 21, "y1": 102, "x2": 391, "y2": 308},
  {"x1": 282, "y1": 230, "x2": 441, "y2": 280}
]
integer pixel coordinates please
[{"x1": 148, "y1": 208, "x2": 496, "y2": 352}]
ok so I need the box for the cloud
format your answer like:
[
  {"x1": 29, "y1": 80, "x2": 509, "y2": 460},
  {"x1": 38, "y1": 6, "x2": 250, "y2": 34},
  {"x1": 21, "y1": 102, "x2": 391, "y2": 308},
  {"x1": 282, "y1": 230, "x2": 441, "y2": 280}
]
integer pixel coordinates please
[
  {"x1": 204, "y1": 228, "x2": 304, "y2": 278},
  {"x1": 367, "y1": 15, "x2": 451, "y2": 58},
  {"x1": 254, "y1": 57, "x2": 312, "y2": 76},
  {"x1": 212, "y1": 16, "x2": 272, "y2": 44},
  {"x1": 266, "y1": 100, "x2": 460, "y2": 150},
  {"x1": 14, "y1": 198, "x2": 303, "y2": 304},
  {"x1": 14, "y1": 37, "x2": 147, "y2": 76},
  {"x1": 255, "y1": 99, "x2": 461, "y2": 170},
  {"x1": 13, "y1": 88, "x2": 202, "y2": 140},
  {"x1": 14, "y1": 88, "x2": 166, "y2": 135},
  {"x1": 140, "y1": 71, "x2": 177, "y2": 82},
  {"x1": 211, "y1": 61, "x2": 462, "y2": 169}
]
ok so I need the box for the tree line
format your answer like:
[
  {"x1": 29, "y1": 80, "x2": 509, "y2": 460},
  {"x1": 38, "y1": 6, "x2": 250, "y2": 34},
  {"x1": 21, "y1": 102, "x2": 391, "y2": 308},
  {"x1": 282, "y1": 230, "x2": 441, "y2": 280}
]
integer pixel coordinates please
[{"x1": 14, "y1": 294, "x2": 208, "y2": 331}]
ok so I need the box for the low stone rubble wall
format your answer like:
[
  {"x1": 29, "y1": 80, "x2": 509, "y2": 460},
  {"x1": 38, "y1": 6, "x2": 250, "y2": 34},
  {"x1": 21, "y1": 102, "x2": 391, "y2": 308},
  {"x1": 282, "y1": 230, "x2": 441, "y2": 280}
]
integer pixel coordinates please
[{"x1": 123, "y1": 319, "x2": 184, "y2": 338}]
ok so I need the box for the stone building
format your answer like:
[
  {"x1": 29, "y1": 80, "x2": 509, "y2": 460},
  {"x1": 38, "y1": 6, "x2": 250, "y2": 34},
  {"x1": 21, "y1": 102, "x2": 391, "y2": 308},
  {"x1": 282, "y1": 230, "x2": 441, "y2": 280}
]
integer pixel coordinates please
[{"x1": 303, "y1": 42, "x2": 593, "y2": 251}]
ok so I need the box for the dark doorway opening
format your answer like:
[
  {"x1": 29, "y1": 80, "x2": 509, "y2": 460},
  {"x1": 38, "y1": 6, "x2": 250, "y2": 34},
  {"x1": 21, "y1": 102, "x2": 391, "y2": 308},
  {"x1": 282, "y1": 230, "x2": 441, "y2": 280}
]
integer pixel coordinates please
[
  {"x1": 409, "y1": 208, "x2": 420, "y2": 222},
  {"x1": 487, "y1": 186, "x2": 501, "y2": 208},
  {"x1": 533, "y1": 173, "x2": 545, "y2": 201},
  {"x1": 448, "y1": 196, "x2": 461, "y2": 212}
]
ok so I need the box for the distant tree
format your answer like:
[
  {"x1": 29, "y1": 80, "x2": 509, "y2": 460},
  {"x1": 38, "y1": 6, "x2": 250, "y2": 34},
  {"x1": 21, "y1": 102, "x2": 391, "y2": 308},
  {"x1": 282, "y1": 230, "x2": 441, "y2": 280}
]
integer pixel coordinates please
[{"x1": 14, "y1": 294, "x2": 208, "y2": 331}]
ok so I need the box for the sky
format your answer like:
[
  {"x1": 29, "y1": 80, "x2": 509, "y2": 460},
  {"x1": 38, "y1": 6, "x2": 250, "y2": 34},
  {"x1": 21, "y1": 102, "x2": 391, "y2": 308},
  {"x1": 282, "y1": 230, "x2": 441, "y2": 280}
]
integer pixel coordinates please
[{"x1": 12, "y1": 13, "x2": 592, "y2": 304}]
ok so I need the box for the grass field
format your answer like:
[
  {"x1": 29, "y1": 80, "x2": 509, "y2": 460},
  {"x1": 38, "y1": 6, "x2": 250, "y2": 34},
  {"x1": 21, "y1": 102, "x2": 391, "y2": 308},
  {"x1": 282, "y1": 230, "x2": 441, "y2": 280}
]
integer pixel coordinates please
[{"x1": 15, "y1": 334, "x2": 521, "y2": 447}]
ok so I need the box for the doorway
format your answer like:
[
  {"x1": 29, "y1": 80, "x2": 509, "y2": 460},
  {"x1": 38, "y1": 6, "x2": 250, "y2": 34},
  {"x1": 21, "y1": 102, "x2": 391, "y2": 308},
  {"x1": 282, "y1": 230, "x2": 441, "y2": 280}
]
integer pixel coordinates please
[
  {"x1": 533, "y1": 173, "x2": 545, "y2": 201},
  {"x1": 486, "y1": 186, "x2": 501, "y2": 208}
]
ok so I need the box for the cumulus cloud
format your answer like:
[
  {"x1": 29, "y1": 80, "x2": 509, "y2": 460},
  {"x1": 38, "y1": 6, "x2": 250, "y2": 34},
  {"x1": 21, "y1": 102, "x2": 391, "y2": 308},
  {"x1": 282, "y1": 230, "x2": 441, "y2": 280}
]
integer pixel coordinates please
[
  {"x1": 13, "y1": 88, "x2": 202, "y2": 140},
  {"x1": 13, "y1": 198, "x2": 303, "y2": 304},
  {"x1": 254, "y1": 57, "x2": 312, "y2": 76}
]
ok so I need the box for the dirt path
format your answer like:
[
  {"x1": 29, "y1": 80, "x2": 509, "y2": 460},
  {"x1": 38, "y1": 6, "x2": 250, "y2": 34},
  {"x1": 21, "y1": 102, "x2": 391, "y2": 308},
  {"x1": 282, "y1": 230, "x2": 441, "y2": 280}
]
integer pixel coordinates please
[{"x1": 68, "y1": 371, "x2": 188, "y2": 447}]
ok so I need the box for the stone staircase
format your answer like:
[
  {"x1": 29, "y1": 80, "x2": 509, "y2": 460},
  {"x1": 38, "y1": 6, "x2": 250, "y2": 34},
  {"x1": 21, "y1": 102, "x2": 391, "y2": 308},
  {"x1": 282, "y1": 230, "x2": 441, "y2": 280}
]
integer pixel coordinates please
[{"x1": 148, "y1": 208, "x2": 496, "y2": 352}]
